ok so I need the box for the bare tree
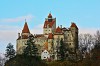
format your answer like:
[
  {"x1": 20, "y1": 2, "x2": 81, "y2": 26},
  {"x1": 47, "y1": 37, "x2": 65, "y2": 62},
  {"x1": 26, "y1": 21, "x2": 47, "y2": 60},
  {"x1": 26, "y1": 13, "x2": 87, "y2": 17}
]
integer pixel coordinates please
[
  {"x1": 0, "y1": 53, "x2": 6, "y2": 66},
  {"x1": 94, "y1": 30, "x2": 100, "y2": 48},
  {"x1": 0, "y1": 55, "x2": 2, "y2": 66},
  {"x1": 79, "y1": 34, "x2": 95, "y2": 58},
  {"x1": 91, "y1": 30, "x2": 100, "y2": 60}
]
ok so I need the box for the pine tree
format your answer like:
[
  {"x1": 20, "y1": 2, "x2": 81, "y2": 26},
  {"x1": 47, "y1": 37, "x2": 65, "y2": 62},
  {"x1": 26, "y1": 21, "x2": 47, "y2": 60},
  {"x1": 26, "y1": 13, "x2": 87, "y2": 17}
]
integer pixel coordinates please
[
  {"x1": 23, "y1": 34, "x2": 38, "y2": 57},
  {"x1": 59, "y1": 38, "x2": 65, "y2": 61},
  {"x1": 5, "y1": 43, "x2": 15, "y2": 59}
]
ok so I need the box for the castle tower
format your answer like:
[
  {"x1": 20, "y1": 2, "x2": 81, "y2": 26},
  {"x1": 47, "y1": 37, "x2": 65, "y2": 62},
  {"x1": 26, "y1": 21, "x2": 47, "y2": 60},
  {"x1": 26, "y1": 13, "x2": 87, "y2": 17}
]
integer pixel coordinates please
[
  {"x1": 63, "y1": 22, "x2": 78, "y2": 53},
  {"x1": 70, "y1": 22, "x2": 78, "y2": 52},
  {"x1": 48, "y1": 33, "x2": 54, "y2": 51},
  {"x1": 43, "y1": 13, "x2": 56, "y2": 35},
  {"x1": 16, "y1": 21, "x2": 30, "y2": 54}
]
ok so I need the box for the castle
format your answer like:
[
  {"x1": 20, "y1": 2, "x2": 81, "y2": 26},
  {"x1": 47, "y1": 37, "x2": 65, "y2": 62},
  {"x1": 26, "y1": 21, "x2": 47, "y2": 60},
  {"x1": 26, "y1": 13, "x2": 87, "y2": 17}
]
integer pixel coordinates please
[{"x1": 16, "y1": 13, "x2": 78, "y2": 60}]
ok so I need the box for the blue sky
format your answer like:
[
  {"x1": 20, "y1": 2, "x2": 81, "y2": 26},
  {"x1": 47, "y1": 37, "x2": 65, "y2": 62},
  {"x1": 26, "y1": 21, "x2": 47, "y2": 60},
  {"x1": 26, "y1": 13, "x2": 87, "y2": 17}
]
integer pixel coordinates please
[{"x1": 0, "y1": 0, "x2": 100, "y2": 53}]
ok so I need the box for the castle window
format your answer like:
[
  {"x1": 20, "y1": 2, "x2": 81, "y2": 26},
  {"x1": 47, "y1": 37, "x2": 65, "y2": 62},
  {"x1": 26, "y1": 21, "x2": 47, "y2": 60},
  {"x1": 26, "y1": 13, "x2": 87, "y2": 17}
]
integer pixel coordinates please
[
  {"x1": 69, "y1": 43, "x2": 71, "y2": 45},
  {"x1": 70, "y1": 48, "x2": 73, "y2": 51}
]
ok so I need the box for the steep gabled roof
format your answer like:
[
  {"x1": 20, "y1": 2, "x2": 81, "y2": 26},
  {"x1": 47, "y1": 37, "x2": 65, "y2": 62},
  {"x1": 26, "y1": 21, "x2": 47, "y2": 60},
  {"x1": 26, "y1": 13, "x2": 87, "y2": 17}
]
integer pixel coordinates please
[
  {"x1": 48, "y1": 33, "x2": 53, "y2": 39},
  {"x1": 55, "y1": 26, "x2": 62, "y2": 33},
  {"x1": 70, "y1": 22, "x2": 78, "y2": 29},
  {"x1": 43, "y1": 20, "x2": 55, "y2": 28},
  {"x1": 43, "y1": 13, "x2": 55, "y2": 28},
  {"x1": 22, "y1": 22, "x2": 30, "y2": 33}
]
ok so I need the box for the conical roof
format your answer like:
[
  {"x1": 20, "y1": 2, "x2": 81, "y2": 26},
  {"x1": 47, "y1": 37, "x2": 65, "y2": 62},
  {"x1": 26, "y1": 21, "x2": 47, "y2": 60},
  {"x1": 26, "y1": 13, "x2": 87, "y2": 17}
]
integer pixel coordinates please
[
  {"x1": 22, "y1": 22, "x2": 30, "y2": 33},
  {"x1": 48, "y1": 13, "x2": 52, "y2": 18},
  {"x1": 70, "y1": 22, "x2": 78, "y2": 29},
  {"x1": 55, "y1": 26, "x2": 62, "y2": 33}
]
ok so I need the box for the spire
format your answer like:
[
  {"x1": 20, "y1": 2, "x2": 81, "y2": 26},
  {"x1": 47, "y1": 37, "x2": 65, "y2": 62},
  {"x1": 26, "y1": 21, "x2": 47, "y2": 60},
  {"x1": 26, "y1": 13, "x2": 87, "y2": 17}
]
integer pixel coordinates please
[
  {"x1": 25, "y1": 19, "x2": 26, "y2": 22},
  {"x1": 48, "y1": 12, "x2": 52, "y2": 18},
  {"x1": 22, "y1": 22, "x2": 30, "y2": 33}
]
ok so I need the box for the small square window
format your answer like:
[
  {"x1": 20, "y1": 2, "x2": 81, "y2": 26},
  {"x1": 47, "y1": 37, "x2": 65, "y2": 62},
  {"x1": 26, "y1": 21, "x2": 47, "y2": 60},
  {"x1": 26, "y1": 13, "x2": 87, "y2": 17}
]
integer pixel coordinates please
[{"x1": 71, "y1": 48, "x2": 73, "y2": 51}]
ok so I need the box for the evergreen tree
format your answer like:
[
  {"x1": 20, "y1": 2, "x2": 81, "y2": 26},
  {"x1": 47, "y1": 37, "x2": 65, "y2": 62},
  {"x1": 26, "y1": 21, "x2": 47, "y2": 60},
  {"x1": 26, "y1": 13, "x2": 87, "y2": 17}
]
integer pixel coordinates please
[
  {"x1": 5, "y1": 43, "x2": 15, "y2": 59},
  {"x1": 23, "y1": 34, "x2": 38, "y2": 57},
  {"x1": 59, "y1": 38, "x2": 65, "y2": 61}
]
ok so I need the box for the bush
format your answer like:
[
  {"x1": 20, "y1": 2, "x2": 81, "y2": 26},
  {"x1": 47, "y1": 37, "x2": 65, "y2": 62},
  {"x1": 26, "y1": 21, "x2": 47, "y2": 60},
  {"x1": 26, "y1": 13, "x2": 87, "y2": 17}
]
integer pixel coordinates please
[{"x1": 5, "y1": 55, "x2": 47, "y2": 66}]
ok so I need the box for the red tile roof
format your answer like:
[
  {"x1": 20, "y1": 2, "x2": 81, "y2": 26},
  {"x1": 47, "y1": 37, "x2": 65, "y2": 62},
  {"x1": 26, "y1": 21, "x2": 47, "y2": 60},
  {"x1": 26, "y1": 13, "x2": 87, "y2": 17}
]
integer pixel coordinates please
[
  {"x1": 43, "y1": 13, "x2": 55, "y2": 28},
  {"x1": 48, "y1": 33, "x2": 53, "y2": 39},
  {"x1": 35, "y1": 34, "x2": 44, "y2": 38},
  {"x1": 22, "y1": 22, "x2": 30, "y2": 33},
  {"x1": 43, "y1": 20, "x2": 55, "y2": 28},
  {"x1": 55, "y1": 26, "x2": 62, "y2": 33},
  {"x1": 70, "y1": 22, "x2": 78, "y2": 29}
]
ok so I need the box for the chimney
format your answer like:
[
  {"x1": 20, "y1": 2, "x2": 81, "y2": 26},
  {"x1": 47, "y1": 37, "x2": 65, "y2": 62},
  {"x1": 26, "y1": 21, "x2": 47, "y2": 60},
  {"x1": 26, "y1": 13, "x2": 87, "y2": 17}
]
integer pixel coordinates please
[{"x1": 18, "y1": 33, "x2": 20, "y2": 38}]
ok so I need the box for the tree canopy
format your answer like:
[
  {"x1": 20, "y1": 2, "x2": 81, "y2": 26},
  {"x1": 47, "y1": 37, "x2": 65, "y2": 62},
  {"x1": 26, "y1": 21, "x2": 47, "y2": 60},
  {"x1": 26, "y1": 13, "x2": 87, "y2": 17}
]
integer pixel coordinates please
[
  {"x1": 5, "y1": 43, "x2": 15, "y2": 59},
  {"x1": 58, "y1": 38, "x2": 66, "y2": 61},
  {"x1": 23, "y1": 34, "x2": 38, "y2": 57}
]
